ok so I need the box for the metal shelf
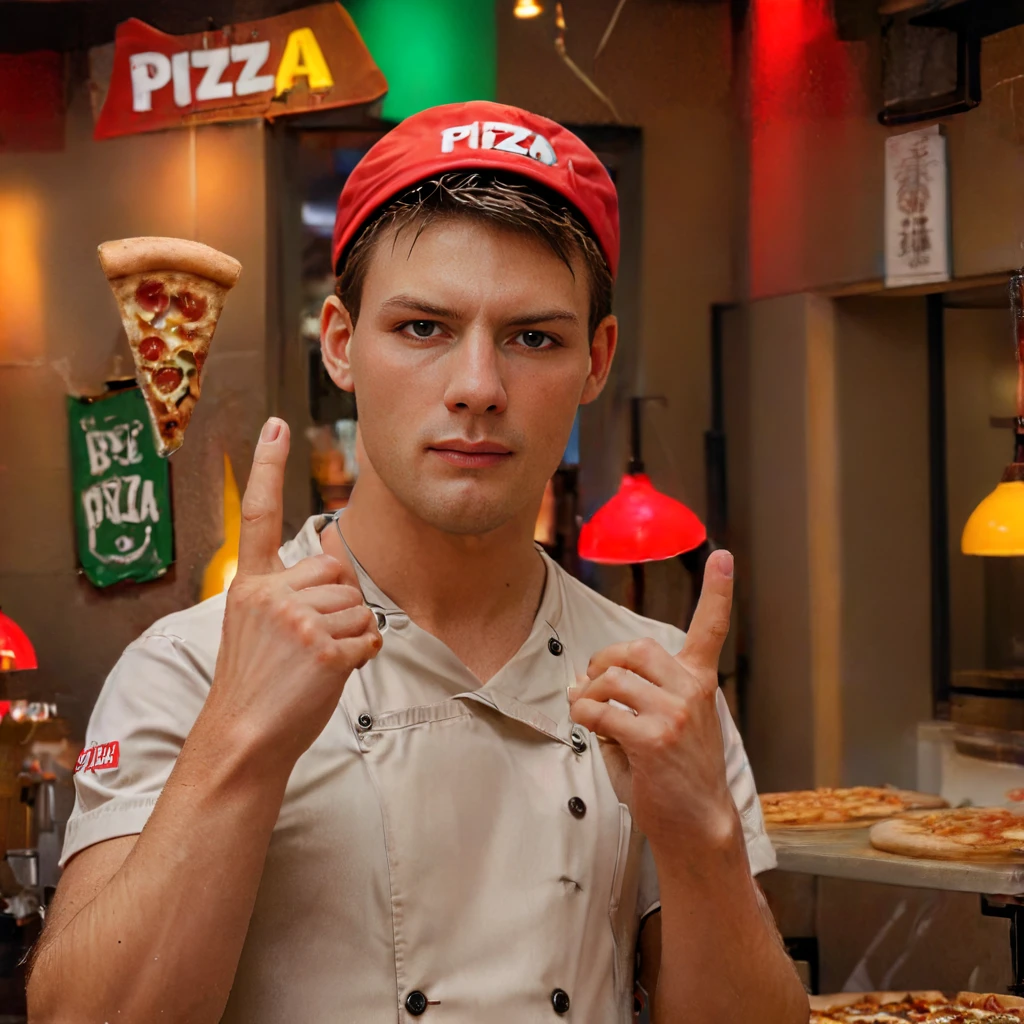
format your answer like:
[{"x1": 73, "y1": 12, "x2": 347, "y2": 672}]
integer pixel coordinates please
[{"x1": 771, "y1": 827, "x2": 1024, "y2": 896}]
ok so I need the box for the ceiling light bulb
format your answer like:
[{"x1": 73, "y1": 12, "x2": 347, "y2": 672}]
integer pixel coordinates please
[{"x1": 514, "y1": 0, "x2": 543, "y2": 19}]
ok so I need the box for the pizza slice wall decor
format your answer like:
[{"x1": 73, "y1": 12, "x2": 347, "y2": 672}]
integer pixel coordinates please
[{"x1": 98, "y1": 237, "x2": 242, "y2": 456}]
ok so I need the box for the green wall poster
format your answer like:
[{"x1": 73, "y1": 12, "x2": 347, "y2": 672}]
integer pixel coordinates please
[{"x1": 67, "y1": 386, "x2": 174, "y2": 588}]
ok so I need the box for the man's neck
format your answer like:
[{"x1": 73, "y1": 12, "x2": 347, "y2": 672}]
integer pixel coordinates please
[{"x1": 321, "y1": 468, "x2": 547, "y2": 683}]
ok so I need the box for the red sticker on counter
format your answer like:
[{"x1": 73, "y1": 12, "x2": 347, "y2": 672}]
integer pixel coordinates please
[{"x1": 75, "y1": 741, "x2": 120, "y2": 774}]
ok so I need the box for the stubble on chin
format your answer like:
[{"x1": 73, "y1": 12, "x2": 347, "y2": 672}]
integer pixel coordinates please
[
  {"x1": 363, "y1": 432, "x2": 547, "y2": 537},
  {"x1": 378, "y1": 454, "x2": 531, "y2": 535},
  {"x1": 392, "y1": 478, "x2": 527, "y2": 536}
]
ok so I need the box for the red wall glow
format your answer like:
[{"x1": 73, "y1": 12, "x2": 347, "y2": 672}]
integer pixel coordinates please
[{"x1": 748, "y1": 0, "x2": 858, "y2": 296}]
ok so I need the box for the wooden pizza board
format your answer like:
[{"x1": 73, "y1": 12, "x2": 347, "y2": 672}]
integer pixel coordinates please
[{"x1": 772, "y1": 827, "x2": 1024, "y2": 895}]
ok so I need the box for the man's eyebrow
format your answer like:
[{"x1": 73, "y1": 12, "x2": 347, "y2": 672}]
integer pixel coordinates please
[
  {"x1": 506, "y1": 308, "x2": 580, "y2": 327},
  {"x1": 379, "y1": 295, "x2": 463, "y2": 319},
  {"x1": 378, "y1": 295, "x2": 580, "y2": 328}
]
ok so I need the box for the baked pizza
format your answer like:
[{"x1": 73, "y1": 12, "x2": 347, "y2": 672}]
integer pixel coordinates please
[
  {"x1": 98, "y1": 237, "x2": 242, "y2": 456},
  {"x1": 760, "y1": 787, "x2": 948, "y2": 829},
  {"x1": 870, "y1": 807, "x2": 1024, "y2": 861},
  {"x1": 810, "y1": 990, "x2": 1024, "y2": 1021}
]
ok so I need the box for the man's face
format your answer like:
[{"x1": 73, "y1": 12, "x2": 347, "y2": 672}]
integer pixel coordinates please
[{"x1": 321, "y1": 217, "x2": 616, "y2": 536}]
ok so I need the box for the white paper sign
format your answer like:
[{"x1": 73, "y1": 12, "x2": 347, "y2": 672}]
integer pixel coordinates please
[{"x1": 884, "y1": 125, "x2": 951, "y2": 288}]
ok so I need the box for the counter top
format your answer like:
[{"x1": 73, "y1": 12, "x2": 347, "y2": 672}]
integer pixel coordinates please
[{"x1": 771, "y1": 826, "x2": 1024, "y2": 896}]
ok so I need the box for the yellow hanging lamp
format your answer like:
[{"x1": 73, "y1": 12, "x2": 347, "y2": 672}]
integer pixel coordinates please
[
  {"x1": 199, "y1": 453, "x2": 241, "y2": 600},
  {"x1": 962, "y1": 271, "x2": 1024, "y2": 556}
]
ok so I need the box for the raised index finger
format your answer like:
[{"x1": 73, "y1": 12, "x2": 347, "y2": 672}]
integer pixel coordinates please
[
  {"x1": 678, "y1": 548, "x2": 734, "y2": 669},
  {"x1": 237, "y1": 417, "x2": 289, "y2": 576}
]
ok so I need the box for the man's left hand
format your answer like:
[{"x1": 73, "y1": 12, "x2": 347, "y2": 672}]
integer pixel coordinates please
[{"x1": 568, "y1": 549, "x2": 740, "y2": 859}]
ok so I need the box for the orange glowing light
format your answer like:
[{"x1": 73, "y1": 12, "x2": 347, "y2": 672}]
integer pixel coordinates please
[
  {"x1": 0, "y1": 192, "x2": 44, "y2": 362},
  {"x1": 514, "y1": 0, "x2": 543, "y2": 18}
]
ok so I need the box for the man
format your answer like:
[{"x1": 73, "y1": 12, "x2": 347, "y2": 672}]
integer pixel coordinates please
[{"x1": 28, "y1": 102, "x2": 807, "y2": 1023}]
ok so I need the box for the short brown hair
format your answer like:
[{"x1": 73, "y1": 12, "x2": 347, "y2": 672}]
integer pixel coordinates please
[{"x1": 335, "y1": 171, "x2": 613, "y2": 339}]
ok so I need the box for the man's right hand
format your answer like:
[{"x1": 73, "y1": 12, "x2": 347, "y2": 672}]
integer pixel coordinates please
[{"x1": 204, "y1": 417, "x2": 382, "y2": 773}]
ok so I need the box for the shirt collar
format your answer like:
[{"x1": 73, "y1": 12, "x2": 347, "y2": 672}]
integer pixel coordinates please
[
  {"x1": 302, "y1": 512, "x2": 564, "y2": 630},
  {"x1": 285, "y1": 515, "x2": 573, "y2": 737}
]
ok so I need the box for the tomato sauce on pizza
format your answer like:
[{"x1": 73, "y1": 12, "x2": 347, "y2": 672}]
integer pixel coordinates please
[
  {"x1": 870, "y1": 808, "x2": 1024, "y2": 861},
  {"x1": 760, "y1": 787, "x2": 947, "y2": 828}
]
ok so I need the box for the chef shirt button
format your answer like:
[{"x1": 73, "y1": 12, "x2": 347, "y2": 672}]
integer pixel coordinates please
[
  {"x1": 551, "y1": 988, "x2": 571, "y2": 1014},
  {"x1": 570, "y1": 725, "x2": 587, "y2": 753},
  {"x1": 405, "y1": 990, "x2": 428, "y2": 1015},
  {"x1": 374, "y1": 610, "x2": 387, "y2": 632},
  {"x1": 568, "y1": 796, "x2": 586, "y2": 818},
  {"x1": 547, "y1": 637, "x2": 563, "y2": 656},
  {"x1": 356, "y1": 713, "x2": 373, "y2": 731}
]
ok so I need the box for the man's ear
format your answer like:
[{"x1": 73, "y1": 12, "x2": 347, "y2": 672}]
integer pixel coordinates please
[
  {"x1": 580, "y1": 314, "x2": 618, "y2": 406},
  {"x1": 321, "y1": 295, "x2": 356, "y2": 393}
]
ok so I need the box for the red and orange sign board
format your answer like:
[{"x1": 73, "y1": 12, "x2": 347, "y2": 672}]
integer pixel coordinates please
[{"x1": 93, "y1": 2, "x2": 387, "y2": 141}]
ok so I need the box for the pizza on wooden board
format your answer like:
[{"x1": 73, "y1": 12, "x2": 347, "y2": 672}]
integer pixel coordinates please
[
  {"x1": 98, "y1": 237, "x2": 242, "y2": 456},
  {"x1": 760, "y1": 787, "x2": 948, "y2": 829},
  {"x1": 809, "y1": 990, "x2": 1024, "y2": 1021},
  {"x1": 869, "y1": 807, "x2": 1024, "y2": 861}
]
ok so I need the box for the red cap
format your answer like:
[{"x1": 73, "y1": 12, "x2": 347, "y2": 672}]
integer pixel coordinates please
[{"x1": 331, "y1": 101, "x2": 619, "y2": 278}]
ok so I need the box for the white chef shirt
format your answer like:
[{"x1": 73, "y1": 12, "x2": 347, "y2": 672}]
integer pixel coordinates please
[{"x1": 62, "y1": 515, "x2": 775, "y2": 1023}]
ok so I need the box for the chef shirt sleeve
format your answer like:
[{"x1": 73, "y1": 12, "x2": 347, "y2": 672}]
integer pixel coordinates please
[
  {"x1": 60, "y1": 633, "x2": 208, "y2": 867},
  {"x1": 635, "y1": 688, "x2": 776, "y2": 921}
]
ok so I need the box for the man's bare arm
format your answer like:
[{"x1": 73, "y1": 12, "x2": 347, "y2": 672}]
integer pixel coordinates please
[
  {"x1": 28, "y1": 718, "x2": 292, "y2": 1023},
  {"x1": 639, "y1": 880, "x2": 807, "y2": 1023},
  {"x1": 27, "y1": 419, "x2": 381, "y2": 1024},
  {"x1": 651, "y1": 847, "x2": 808, "y2": 1023},
  {"x1": 569, "y1": 553, "x2": 808, "y2": 1023}
]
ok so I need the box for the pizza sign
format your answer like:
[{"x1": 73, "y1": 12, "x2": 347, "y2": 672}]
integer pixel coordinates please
[
  {"x1": 128, "y1": 32, "x2": 333, "y2": 114},
  {"x1": 67, "y1": 386, "x2": 174, "y2": 588},
  {"x1": 92, "y1": 2, "x2": 387, "y2": 141}
]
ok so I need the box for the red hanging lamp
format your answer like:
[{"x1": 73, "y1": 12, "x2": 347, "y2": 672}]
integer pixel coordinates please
[
  {"x1": 579, "y1": 396, "x2": 707, "y2": 612},
  {"x1": 0, "y1": 609, "x2": 38, "y2": 672}
]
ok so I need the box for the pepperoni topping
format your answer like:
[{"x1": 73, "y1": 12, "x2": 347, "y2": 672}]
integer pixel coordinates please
[
  {"x1": 176, "y1": 292, "x2": 207, "y2": 321},
  {"x1": 138, "y1": 336, "x2": 165, "y2": 362},
  {"x1": 135, "y1": 280, "x2": 169, "y2": 315},
  {"x1": 153, "y1": 367, "x2": 184, "y2": 394}
]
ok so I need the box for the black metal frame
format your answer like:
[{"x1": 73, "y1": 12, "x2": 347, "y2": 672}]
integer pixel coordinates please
[
  {"x1": 705, "y1": 303, "x2": 733, "y2": 541},
  {"x1": 783, "y1": 936, "x2": 820, "y2": 997},
  {"x1": 927, "y1": 294, "x2": 953, "y2": 717},
  {"x1": 878, "y1": 26, "x2": 981, "y2": 127},
  {"x1": 981, "y1": 895, "x2": 1024, "y2": 996},
  {"x1": 877, "y1": 0, "x2": 1024, "y2": 126},
  {"x1": 912, "y1": 0, "x2": 1024, "y2": 38}
]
